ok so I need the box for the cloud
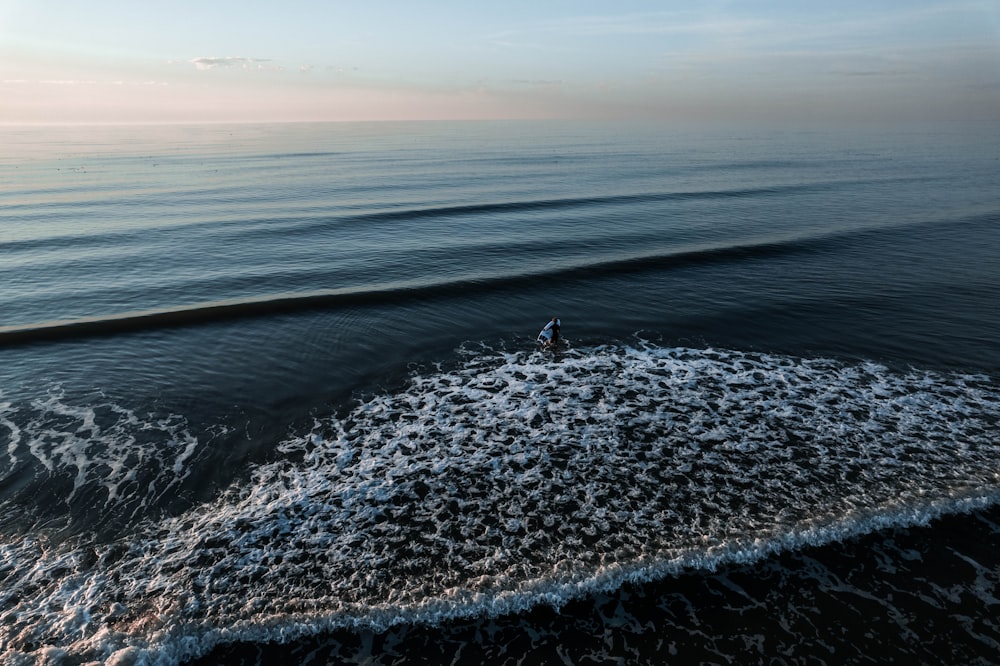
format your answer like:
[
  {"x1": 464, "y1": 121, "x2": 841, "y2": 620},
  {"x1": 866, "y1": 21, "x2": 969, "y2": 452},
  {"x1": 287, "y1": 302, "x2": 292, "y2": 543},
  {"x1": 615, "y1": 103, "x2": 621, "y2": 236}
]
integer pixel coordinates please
[
  {"x1": 548, "y1": 12, "x2": 770, "y2": 38},
  {"x1": 189, "y1": 56, "x2": 272, "y2": 70},
  {"x1": 2, "y1": 79, "x2": 167, "y2": 87},
  {"x1": 507, "y1": 79, "x2": 563, "y2": 87},
  {"x1": 489, "y1": 10, "x2": 771, "y2": 45},
  {"x1": 39, "y1": 79, "x2": 101, "y2": 85},
  {"x1": 832, "y1": 68, "x2": 913, "y2": 77}
]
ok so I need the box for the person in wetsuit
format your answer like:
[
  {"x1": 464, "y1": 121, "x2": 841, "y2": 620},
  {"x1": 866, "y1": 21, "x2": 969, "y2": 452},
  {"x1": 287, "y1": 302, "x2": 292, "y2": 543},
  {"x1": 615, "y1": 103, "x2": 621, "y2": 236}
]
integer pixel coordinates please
[{"x1": 537, "y1": 316, "x2": 561, "y2": 348}]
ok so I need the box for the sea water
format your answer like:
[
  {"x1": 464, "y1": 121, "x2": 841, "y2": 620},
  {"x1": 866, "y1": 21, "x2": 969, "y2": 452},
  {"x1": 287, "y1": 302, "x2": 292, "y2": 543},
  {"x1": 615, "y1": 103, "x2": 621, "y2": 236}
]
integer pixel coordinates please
[{"x1": 1, "y1": 120, "x2": 998, "y2": 664}]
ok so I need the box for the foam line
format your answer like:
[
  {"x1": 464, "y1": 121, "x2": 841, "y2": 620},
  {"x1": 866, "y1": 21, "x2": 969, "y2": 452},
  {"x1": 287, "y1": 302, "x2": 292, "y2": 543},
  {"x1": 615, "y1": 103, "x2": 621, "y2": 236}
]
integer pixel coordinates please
[
  {"x1": 0, "y1": 389, "x2": 204, "y2": 536},
  {"x1": 2, "y1": 343, "x2": 999, "y2": 664}
]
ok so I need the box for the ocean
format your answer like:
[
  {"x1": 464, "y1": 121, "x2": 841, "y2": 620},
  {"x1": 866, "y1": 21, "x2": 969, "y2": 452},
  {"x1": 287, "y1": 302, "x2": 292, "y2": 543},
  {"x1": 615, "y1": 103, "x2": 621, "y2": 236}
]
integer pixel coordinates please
[{"x1": 1, "y1": 120, "x2": 998, "y2": 665}]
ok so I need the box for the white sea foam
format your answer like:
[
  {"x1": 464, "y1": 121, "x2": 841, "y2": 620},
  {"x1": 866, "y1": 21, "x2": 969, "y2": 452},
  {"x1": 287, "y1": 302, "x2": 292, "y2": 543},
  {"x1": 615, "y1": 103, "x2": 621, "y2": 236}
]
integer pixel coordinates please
[
  {"x1": 0, "y1": 389, "x2": 205, "y2": 533},
  {"x1": 2, "y1": 343, "x2": 999, "y2": 665}
]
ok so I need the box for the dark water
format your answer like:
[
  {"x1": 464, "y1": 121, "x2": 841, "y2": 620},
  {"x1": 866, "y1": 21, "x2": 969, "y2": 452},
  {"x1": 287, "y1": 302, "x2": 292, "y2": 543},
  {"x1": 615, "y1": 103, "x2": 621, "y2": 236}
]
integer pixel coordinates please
[{"x1": 1, "y1": 120, "x2": 999, "y2": 665}]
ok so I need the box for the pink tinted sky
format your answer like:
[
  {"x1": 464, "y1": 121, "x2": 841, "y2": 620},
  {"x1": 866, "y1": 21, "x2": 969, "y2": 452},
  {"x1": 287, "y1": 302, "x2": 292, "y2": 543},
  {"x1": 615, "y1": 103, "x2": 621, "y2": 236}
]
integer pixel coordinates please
[{"x1": 1, "y1": 0, "x2": 998, "y2": 124}]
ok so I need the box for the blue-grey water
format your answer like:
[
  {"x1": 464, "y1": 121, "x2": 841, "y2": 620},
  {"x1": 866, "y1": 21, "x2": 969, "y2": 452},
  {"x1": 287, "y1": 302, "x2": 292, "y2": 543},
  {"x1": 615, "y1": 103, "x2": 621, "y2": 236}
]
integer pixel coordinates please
[{"x1": 1, "y1": 120, "x2": 999, "y2": 665}]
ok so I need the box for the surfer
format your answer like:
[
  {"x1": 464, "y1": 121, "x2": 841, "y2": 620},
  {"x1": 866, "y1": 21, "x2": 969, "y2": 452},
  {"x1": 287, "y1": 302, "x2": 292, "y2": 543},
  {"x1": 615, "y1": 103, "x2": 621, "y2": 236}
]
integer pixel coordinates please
[{"x1": 537, "y1": 316, "x2": 561, "y2": 348}]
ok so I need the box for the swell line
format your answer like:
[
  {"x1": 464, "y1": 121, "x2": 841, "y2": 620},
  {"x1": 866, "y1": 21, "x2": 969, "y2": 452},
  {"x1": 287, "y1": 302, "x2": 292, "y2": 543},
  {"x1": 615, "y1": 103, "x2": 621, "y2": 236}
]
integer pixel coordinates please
[
  {"x1": 2, "y1": 176, "x2": 935, "y2": 255},
  {"x1": 340, "y1": 182, "x2": 834, "y2": 224},
  {"x1": 4, "y1": 207, "x2": 992, "y2": 347},
  {"x1": 0, "y1": 237, "x2": 819, "y2": 347},
  {"x1": 0, "y1": 188, "x2": 775, "y2": 254},
  {"x1": 331, "y1": 174, "x2": 936, "y2": 226}
]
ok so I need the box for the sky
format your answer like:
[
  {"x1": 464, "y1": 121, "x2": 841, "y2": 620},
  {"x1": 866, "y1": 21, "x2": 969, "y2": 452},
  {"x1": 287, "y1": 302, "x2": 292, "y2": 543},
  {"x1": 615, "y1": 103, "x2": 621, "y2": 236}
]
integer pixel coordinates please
[{"x1": 1, "y1": 0, "x2": 998, "y2": 124}]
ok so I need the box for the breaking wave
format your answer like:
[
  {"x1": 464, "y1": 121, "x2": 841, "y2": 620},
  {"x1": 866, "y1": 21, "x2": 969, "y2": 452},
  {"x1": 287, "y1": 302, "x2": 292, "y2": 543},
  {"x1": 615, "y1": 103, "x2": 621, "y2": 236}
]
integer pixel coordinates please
[
  {"x1": 0, "y1": 389, "x2": 210, "y2": 539},
  {"x1": 2, "y1": 343, "x2": 999, "y2": 665}
]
